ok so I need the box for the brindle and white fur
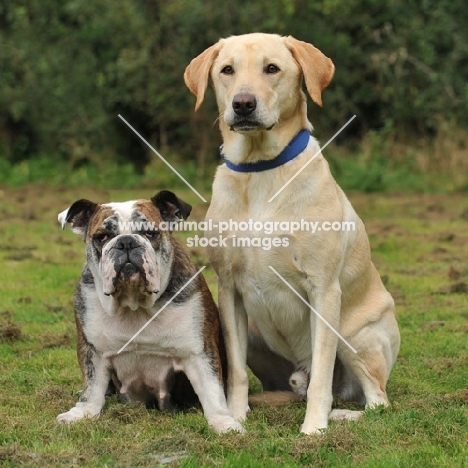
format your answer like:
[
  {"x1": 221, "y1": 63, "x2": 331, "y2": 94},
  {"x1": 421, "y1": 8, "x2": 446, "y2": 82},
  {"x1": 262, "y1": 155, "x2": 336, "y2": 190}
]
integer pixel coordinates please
[
  {"x1": 185, "y1": 33, "x2": 401, "y2": 434},
  {"x1": 56, "y1": 191, "x2": 243, "y2": 433}
]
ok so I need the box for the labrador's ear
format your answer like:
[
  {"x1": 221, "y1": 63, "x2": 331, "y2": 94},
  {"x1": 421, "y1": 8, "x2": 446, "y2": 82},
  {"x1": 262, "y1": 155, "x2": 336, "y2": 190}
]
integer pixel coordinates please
[
  {"x1": 184, "y1": 42, "x2": 221, "y2": 111},
  {"x1": 284, "y1": 36, "x2": 335, "y2": 107},
  {"x1": 58, "y1": 199, "x2": 100, "y2": 238},
  {"x1": 151, "y1": 190, "x2": 192, "y2": 223}
]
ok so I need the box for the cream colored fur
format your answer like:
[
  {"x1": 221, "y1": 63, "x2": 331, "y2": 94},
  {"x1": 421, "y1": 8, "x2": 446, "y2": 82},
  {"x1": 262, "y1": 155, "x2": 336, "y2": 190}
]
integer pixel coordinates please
[{"x1": 184, "y1": 33, "x2": 400, "y2": 434}]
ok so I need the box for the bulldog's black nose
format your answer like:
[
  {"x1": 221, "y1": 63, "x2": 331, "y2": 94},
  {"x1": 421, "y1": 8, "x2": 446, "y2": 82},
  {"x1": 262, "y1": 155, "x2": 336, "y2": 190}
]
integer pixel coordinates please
[
  {"x1": 115, "y1": 235, "x2": 138, "y2": 251},
  {"x1": 232, "y1": 93, "x2": 257, "y2": 116}
]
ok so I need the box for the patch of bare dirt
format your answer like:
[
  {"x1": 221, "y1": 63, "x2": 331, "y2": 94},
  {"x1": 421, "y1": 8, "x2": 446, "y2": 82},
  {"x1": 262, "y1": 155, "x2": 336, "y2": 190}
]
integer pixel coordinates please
[
  {"x1": 369, "y1": 224, "x2": 407, "y2": 237},
  {"x1": 434, "y1": 282, "x2": 468, "y2": 294},
  {"x1": 441, "y1": 388, "x2": 468, "y2": 404},
  {"x1": 422, "y1": 357, "x2": 465, "y2": 374},
  {"x1": 448, "y1": 266, "x2": 461, "y2": 280},
  {"x1": 43, "y1": 303, "x2": 67, "y2": 313},
  {"x1": 0, "y1": 310, "x2": 22, "y2": 342},
  {"x1": 419, "y1": 321, "x2": 445, "y2": 331},
  {"x1": 39, "y1": 331, "x2": 73, "y2": 349}
]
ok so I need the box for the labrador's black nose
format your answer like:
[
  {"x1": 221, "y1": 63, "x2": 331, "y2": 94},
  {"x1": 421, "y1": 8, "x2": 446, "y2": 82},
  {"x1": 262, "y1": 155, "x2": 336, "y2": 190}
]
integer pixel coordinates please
[{"x1": 232, "y1": 93, "x2": 257, "y2": 116}]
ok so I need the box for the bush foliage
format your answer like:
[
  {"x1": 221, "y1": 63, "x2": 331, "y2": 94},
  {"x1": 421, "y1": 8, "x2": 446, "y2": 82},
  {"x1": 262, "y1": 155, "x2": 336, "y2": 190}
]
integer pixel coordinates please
[{"x1": 0, "y1": 0, "x2": 467, "y2": 187}]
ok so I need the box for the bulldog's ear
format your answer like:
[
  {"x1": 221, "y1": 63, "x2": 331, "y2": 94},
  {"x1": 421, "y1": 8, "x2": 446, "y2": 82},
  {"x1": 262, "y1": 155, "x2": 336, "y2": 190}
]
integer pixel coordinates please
[
  {"x1": 151, "y1": 191, "x2": 192, "y2": 223},
  {"x1": 184, "y1": 42, "x2": 221, "y2": 111},
  {"x1": 284, "y1": 36, "x2": 335, "y2": 107},
  {"x1": 58, "y1": 199, "x2": 99, "y2": 236}
]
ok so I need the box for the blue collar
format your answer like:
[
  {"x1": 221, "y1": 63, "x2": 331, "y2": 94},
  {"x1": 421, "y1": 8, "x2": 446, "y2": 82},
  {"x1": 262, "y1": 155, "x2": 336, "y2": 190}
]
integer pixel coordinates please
[{"x1": 220, "y1": 129, "x2": 310, "y2": 173}]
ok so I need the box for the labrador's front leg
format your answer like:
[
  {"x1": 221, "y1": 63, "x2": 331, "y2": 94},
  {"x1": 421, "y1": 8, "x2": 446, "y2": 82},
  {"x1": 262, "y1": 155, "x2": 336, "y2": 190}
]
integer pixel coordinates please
[
  {"x1": 183, "y1": 353, "x2": 244, "y2": 433},
  {"x1": 218, "y1": 280, "x2": 249, "y2": 422},
  {"x1": 301, "y1": 283, "x2": 341, "y2": 434}
]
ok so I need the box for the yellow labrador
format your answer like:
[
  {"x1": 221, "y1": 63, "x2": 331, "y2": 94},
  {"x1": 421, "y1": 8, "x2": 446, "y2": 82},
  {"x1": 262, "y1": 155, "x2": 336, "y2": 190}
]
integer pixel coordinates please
[{"x1": 184, "y1": 33, "x2": 400, "y2": 434}]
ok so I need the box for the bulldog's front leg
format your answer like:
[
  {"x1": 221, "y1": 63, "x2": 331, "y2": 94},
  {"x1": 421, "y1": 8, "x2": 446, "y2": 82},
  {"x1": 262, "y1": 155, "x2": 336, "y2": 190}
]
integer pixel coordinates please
[
  {"x1": 218, "y1": 281, "x2": 250, "y2": 422},
  {"x1": 57, "y1": 338, "x2": 111, "y2": 424}
]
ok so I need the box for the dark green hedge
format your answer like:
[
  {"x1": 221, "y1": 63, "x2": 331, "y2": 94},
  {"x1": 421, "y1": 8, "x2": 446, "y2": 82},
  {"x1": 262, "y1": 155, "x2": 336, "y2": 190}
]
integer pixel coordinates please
[{"x1": 1, "y1": 0, "x2": 466, "y2": 171}]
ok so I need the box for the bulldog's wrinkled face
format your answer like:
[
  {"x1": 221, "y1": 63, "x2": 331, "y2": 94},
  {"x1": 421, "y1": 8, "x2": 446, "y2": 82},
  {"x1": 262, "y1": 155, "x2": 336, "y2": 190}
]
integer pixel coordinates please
[
  {"x1": 87, "y1": 201, "x2": 169, "y2": 309},
  {"x1": 59, "y1": 191, "x2": 192, "y2": 314}
]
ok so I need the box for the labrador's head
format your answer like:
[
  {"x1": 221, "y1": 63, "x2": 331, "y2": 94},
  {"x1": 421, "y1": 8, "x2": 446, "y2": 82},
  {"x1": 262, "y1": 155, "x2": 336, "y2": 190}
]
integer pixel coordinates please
[{"x1": 184, "y1": 33, "x2": 334, "y2": 134}]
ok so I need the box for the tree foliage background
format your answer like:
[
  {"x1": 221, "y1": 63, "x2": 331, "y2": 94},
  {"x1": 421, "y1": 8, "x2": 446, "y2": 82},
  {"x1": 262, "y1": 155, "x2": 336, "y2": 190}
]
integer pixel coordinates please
[{"x1": 0, "y1": 0, "x2": 467, "y2": 189}]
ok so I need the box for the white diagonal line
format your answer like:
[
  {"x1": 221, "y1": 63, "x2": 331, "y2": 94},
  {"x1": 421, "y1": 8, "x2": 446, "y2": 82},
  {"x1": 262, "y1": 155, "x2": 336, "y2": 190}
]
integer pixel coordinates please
[
  {"x1": 118, "y1": 114, "x2": 207, "y2": 203},
  {"x1": 268, "y1": 266, "x2": 357, "y2": 353},
  {"x1": 268, "y1": 115, "x2": 356, "y2": 202},
  {"x1": 117, "y1": 266, "x2": 206, "y2": 354}
]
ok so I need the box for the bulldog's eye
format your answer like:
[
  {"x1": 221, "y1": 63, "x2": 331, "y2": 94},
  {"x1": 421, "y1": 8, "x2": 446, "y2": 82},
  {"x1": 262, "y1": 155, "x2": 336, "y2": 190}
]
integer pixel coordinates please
[
  {"x1": 265, "y1": 64, "x2": 280, "y2": 74},
  {"x1": 94, "y1": 233, "x2": 110, "y2": 245},
  {"x1": 141, "y1": 230, "x2": 160, "y2": 240},
  {"x1": 221, "y1": 65, "x2": 234, "y2": 75}
]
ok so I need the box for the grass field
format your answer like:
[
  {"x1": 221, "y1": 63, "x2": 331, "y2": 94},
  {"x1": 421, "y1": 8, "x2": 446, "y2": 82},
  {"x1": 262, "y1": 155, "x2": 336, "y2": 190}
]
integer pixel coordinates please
[{"x1": 1, "y1": 184, "x2": 467, "y2": 467}]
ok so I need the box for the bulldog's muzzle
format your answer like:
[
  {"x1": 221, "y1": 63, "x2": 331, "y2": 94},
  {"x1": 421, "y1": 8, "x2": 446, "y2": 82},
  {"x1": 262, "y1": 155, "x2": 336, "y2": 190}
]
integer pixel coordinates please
[
  {"x1": 113, "y1": 235, "x2": 146, "y2": 279},
  {"x1": 101, "y1": 234, "x2": 161, "y2": 297}
]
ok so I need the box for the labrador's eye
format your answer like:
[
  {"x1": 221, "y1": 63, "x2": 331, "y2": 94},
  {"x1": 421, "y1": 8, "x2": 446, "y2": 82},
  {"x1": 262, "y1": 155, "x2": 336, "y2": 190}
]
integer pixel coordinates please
[
  {"x1": 221, "y1": 65, "x2": 234, "y2": 75},
  {"x1": 265, "y1": 64, "x2": 280, "y2": 74}
]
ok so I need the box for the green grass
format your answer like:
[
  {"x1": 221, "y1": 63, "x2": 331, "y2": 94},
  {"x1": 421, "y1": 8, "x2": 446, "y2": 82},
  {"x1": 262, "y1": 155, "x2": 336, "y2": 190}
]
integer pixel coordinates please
[
  {"x1": 1, "y1": 185, "x2": 467, "y2": 467},
  {"x1": 0, "y1": 155, "x2": 213, "y2": 193}
]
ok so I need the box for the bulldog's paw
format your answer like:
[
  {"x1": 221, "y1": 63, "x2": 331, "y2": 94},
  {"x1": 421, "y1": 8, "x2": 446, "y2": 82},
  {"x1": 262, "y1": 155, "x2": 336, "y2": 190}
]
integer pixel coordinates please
[
  {"x1": 56, "y1": 404, "x2": 100, "y2": 424},
  {"x1": 57, "y1": 406, "x2": 87, "y2": 423},
  {"x1": 209, "y1": 415, "x2": 245, "y2": 434}
]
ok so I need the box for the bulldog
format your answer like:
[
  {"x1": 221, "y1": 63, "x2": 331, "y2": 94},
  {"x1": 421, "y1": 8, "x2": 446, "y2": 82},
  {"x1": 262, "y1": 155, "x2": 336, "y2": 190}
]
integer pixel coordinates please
[{"x1": 56, "y1": 190, "x2": 243, "y2": 433}]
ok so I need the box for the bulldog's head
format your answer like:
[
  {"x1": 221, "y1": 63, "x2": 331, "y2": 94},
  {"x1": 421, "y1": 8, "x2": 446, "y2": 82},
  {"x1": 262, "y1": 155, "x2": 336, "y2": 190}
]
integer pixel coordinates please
[{"x1": 58, "y1": 191, "x2": 192, "y2": 314}]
